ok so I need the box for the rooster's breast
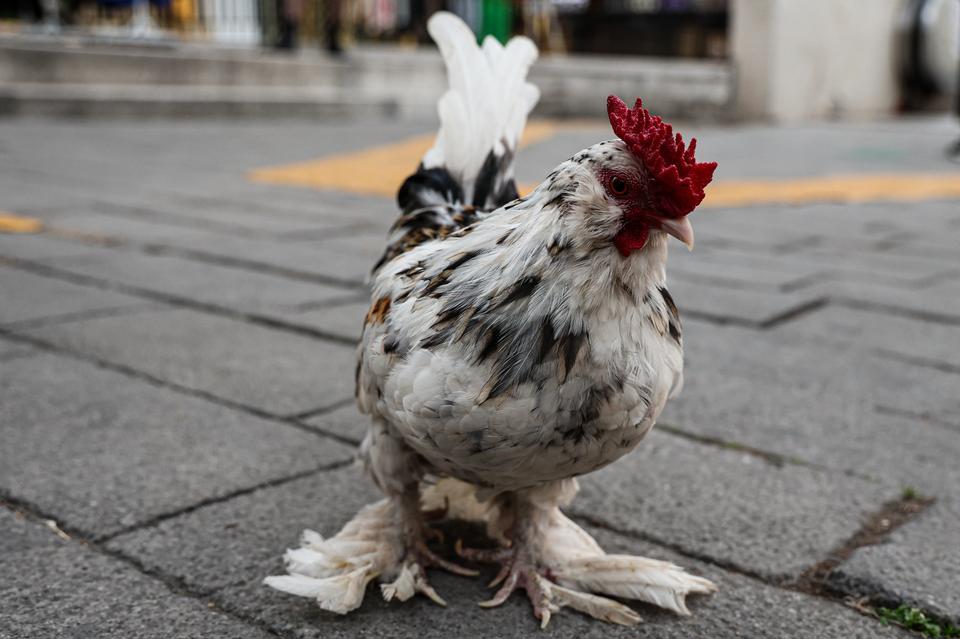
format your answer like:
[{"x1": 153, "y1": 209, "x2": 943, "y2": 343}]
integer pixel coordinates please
[{"x1": 377, "y1": 308, "x2": 681, "y2": 493}]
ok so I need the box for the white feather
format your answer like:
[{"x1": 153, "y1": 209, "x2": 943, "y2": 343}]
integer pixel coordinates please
[{"x1": 423, "y1": 12, "x2": 540, "y2": 201}]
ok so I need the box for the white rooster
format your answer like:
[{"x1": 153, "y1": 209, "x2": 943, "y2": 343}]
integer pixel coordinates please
[{"x1": 266, "y1": 11, "x2": 718, "y2": 627}]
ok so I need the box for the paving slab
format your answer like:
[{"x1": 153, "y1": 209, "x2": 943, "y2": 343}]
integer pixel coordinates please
[
  {"x1": 36, "y1": 244, "x2": 349, "y2": 313},
  {"x1": 667, "y1": 246, "x2": 823, "y2": 291},
  {"x1": 139, "y1": 232, "x2": 379, "y2": 288},
  {"x1": 0, "y1": 509, "x2": 273, "y2": 639},
  {"x1": 0, "y1": 263, "x2": 145, "y2": 325},
  {"x1": 829, "y1": 497, "x2": 960, "y2": 624},
  {"x1": 808, "y1": 279, "x2": 960, "y2": 323},
  {"x1": 668, "y1": 277, "x2": 821, "y2": 326},
  {"x1": 24, "y1": 307, "x2": 356, "y2": 416},
  {"x1": 281, "y1": 299, "x2": 368, "y2": 342},
  {"x1": 0, "y1": 336, "x2": 34, "y2": 361},
  {"x1": 0, "y1": 232, "x2": 112, "y2": 262},
  {"x1": 663, "y1": 318, "x2": 960, "y2": 492},
  {"x1": 0, "y1": 507, "x2": 63, "y2": 554},
  {"x1": 109, "y1": 466, "x2": 903, "y2": 638},
  {"x1": 303, "y1": 402, "x2": 367, "y2": 443},
  {"x1": 0, "y1": 353, "x2": 353, "y2": 538},
  {"x1": 573, "y1": 431, "x2": 893, "y2": 581},
  {"x1": 773, "y1": 305, "x2": 960, "y2": 371}
]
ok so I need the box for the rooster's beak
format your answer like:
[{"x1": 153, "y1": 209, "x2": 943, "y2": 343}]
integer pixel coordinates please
[{"x1": 656, "y1": 217, "x2": 695, "y2": 251}]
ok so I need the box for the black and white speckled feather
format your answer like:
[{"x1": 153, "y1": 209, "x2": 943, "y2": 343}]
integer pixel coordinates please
[{"x1": 357, "y1": 140, "x2": 684, "y2": 493}]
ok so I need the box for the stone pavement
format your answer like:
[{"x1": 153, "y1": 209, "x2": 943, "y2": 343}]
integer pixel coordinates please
[{"x1": 1, "y1": 115, "x2": 959, "y2": 638}]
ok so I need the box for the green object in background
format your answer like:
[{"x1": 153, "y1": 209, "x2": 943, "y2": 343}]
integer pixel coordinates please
[{"x1": 480, "y1": 0, "x2": 511, "y2": 44}]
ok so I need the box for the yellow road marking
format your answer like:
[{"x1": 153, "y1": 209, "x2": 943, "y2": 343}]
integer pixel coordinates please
[
  {"x1": 250, "y1": 125, "x2": 960, "y2": 208},
  {"x1": 249, "y1": 120, "x2": 564, "y2": 198},
  {"x1": 0, "y1": 212, "x2": 42, "y2": 234},
  {"x1": 701, "y1": 173, "x2": 960, "y2": 208}
]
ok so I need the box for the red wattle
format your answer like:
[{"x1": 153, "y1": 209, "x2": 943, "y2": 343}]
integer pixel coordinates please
[{"x1": 614, "y1": 225, "x2": 649, "y2": 256}]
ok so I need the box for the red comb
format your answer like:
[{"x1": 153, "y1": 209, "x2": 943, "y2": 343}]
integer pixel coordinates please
[{"x1": 607, "y1": 95, "x2": 717, "y2": 218}]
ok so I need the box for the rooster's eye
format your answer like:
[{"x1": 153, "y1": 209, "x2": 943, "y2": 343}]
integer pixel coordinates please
[{"x1": 609, "y1": 176, "x2": 629, "y2": 196}]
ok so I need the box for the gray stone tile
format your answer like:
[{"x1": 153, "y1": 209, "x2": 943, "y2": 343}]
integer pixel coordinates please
[
  {"x1": 0, "y1": 264, "x2": 144, "y2": 325},
  {"x1": 664, "y1": 320, "x2": 960, "y2": 493},
  {"x1": 0, "y1": 507, "x2": 63, "y2": 554},
  {"x1": 0, "y1": 512, "x2": 272, "y2": 639},
  {"x1": 304, "y1": 403, "x2": 366, "y2": 443},
  {"x1": 574, "y1": 431, "x2": 892, "y2": 581},
  {"x1": 805, "y1": 279, "x2": 960, "y2": 322},
  {"x1": 830, "y1": 497, "x2": 960, "y2": 623},
  {"x1": 0, "y1": 353, "x2": 353, "y2": 538},
  {"x1": 0, "y1": 232, "x2": 111, "y2": 262},
  {"x1": 108, "y1": 465, "x2": 904, "y2": 638},
  {"x1": 108, "y1": 465, "x2": 379, "y2": 593},
  {"x1": 668, "y1": 246, "x2": 823, "y2": 291},
  {"x1": 24, "y1": 307, "x2": 355, "y2": 416},
  {"x1": 0, "y1": 336, "x2": 34, "y2": 361},
  {"x1": 668, "y1": 277, "x2": 821, "y2": 326},
  {"x1": 39, "y1": 246, "x2": 348, "y2": 313},
  {"x1": 773, "y1": 305, "x2": 960, "y2": 370},
  {"x1": 149, "y1": 232, "x2": 378, "y2": 288},
  {"x1": 282, "y1": 300, "x2": 368, "y2": 342}
]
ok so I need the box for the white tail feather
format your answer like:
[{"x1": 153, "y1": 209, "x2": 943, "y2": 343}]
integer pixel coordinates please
[{"x1": 423, "y1": 12, "x2": 540, "y2": 203}]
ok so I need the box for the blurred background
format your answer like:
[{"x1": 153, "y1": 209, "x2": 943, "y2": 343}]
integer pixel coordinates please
[{"x1": 0, "y1": 0, "x2": 957, "y2": 121}]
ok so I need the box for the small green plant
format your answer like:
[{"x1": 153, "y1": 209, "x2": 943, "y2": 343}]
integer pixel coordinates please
[
  {"x1": 901, "y1": 486, "x2": 919, "y2": 500},
  {"x1": 877, "y1": 604, "x2": 960, "y2": 638}
]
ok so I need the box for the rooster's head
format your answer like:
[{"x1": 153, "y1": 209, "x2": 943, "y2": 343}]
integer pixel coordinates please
[{"x1": 580, "y1": 95, "x2": 717, "y2": 257}]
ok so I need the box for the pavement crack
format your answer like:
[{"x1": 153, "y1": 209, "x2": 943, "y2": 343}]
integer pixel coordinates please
[{"x1": 790, "y1": 493, "x2": 935, "y2": 598}]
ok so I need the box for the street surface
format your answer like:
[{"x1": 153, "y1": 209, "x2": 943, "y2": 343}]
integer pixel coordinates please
[{"x1": 1, "y1": 115, "x2": 959, "y2": 637}]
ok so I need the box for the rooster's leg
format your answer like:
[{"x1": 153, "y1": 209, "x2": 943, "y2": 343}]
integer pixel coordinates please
[
  {"x1": 265, "y1": 489, "x2": 477, "y2": 614},
  {"x1": 266, "y1": 417, "x2": 479, "y2": 614},
  {"x1": 456, "y1": 483, "x2": 716, "y2": 627}
]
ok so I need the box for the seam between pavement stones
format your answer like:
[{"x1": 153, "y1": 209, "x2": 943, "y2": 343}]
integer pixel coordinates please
[
  {"x1": 286, "y1": 396, "x2": 358, "y2": 422},
  {"x1": 138, "y1": 241, "x2": 366, "y2": 289},
  {"x1": 0, "y1": 256, "x2": 358, "y2": 346},
  {"x1": 680, "y1": 296, "x2": 828, "y2": 330},
  {"x1": 653, "y1": 423, "x2": 874, "y2": 479},
  {"x1": 0, "y1": 301, "x2": 164, "y2": 331},
  {"x1": 0, "y1": 499, "x2": 286, "y2": 638},
  {"x1": 837, "y1": 297, "x2": 960, "y2": 326},
  {"x1": 44, "y1": 226, "x2": 366, "y2": 290},
  {"x1": 99, "y1": 459, "x2": 355, "y2": 543},
  {"x1": 572, "y1": 496, "x2": 929, "y2": 633},
  {"x1": 89, "y1": 199, "x2": 364, "y2": 240},
  {"x1": 0, "y1": 326, "x2": 361, "y2": 449},
  {"x1": 790, "y1": 493, "x2": 936, "y2": 623},
  {"x1": 874, "y1": 348, "x2": 960, "y2": 376}
]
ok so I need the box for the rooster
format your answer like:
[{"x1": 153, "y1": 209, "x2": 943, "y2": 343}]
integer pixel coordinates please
[{"x1": 266, "y1": 12, "x2": 718, "y2": 627}]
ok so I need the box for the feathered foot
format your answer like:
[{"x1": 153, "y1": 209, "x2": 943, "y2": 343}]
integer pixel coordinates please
[
  {"x1": 456, "y1": 505, "x2": 716, "y2": 627},
  {"x1": 264, "y1": 497, "x2": 477, "y2": 614}
]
